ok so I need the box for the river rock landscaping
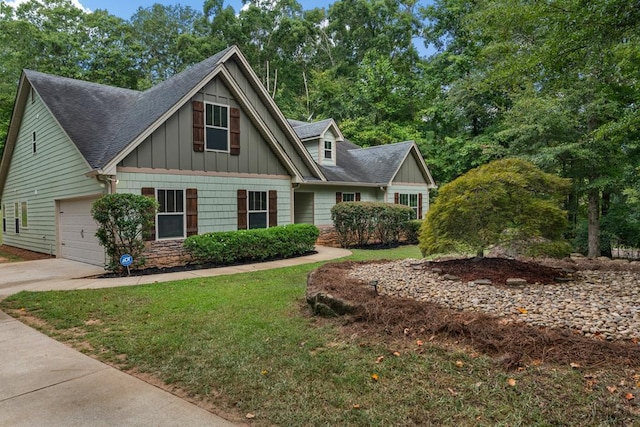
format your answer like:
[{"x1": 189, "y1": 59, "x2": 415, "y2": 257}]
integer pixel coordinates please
[{"x1": 307, "y1": 255, "x2": 640, "y2": 369}]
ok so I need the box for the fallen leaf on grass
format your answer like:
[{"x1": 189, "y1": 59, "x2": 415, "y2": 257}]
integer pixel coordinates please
[
  {"x1": 507, "y1": 378, "x2": 517, "y2": 387},
  {"x1": 260, "y1": 370, "x2": 268, "y2": 376},
  {"x1": 375, "y1": 356, "x2": 384, "y2": 363},
  {"x1": 625, "y1": 393, "x2": 635, "y2": 401},
  {"x1": 392, "y1": 351, "x2": 401, "y2": 357},
  {"x1": 455, "y1": 360, "x2": 464, "y2": 368},
  {"x1": 570, "y1": 362, "x2": 581, "y2": 369},
  {"x1": 447, "y1": 388, "x2": 458, "y2": 396},
  {"x1": 352, "y1": 404, "x2": 361, "y2": 409},
  {"x1": 416, "y1": 340, "x2": 424, "y2": 346},
  {"x1": 246, "y1": 413, "x2": 256, "y2": 419},
  {"x1": 371, "y1": 373, "x2": 379, "y2": 381},
  {"x1": 607, "y1": 386, "x2": 617, "y2": 394}
]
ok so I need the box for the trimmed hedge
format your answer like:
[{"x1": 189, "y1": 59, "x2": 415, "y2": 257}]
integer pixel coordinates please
[
  {"x1": 331, "y1": 202, "x2": 414, "y2": 248},
  {"x1": 183, "y1": 224, "x2": 319, "y2": 265}
]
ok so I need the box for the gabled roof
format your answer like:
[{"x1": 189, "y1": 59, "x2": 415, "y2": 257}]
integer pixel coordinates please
[
  {"x1": 288, "y1": 118, "x2": 343, "y2": 141},
  {"x1": 24, "y1": 48, "x2": 233, "y2": 170},
  {"x1": 318, "y1": 140, "x2": 436, "y2": 187},
  {"x1": 1, "y1": 46, "x2": 327, "y2": 189}
]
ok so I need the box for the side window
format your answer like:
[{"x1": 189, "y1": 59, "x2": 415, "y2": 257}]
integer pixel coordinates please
[
  {"x1": 205, "y1": 103, "x2": 229, "y2": 151},
  {"x1": 157, "y1": 189, "x2": 185, "y2": 239},
  {"x1": 21, "y1": 201, "x2": 28, "y2": 228},
  {"x1": 398, "y1": 193, "x2": 418, "y2": 219},
  {"x1": 2, "y1": 204, "x2": 5, "y2": 233},
  {"x1": 14, "y1": 202, "x2": 19, "y2": 234},
  {"x1": 32, "y1": 132, "x2": 37, "y2": 154}
]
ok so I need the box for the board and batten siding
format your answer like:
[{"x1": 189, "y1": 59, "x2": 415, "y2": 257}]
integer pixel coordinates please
[
  {"x1": 298, "y1": 186, "x2": 383, "y2": 226},
  {"x1": 225, "y1": 58, "x2": 316, "y2": 178},
  {"x1": 116, "y1": 171, "x2": 292, "y2": 232},
  {"x1": 2, "y1": 89, "x2": 103, "y2": 254},
  {"x1": 119, "y1": 77, "x2": 289, "y2": 176},
  {"x1": 393, "y1": 152, "x2": 428, "y2": 184}
]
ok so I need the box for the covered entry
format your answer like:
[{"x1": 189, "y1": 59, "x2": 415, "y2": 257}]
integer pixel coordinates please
[{"x1": 294, "y1": 192, "x2": 314, "y2": 224}]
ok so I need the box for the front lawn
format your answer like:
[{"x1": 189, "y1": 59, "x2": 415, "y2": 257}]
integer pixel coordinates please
[{"x1": 1, "y1": 246, "x2": 637, "y2": 426}]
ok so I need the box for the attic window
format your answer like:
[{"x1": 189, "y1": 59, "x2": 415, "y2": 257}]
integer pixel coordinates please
[
  {"x1": 205, "y1": 103, "x2": 229, "y2": 152},
  {"x1": 323, "y1": 140, "x2": 333, "y2": 160}
]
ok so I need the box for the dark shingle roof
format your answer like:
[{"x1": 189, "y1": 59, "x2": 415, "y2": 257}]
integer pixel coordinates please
[
  {"x1": 26, "y1": 47, "x2": 232, "y2": 169},
  {"x1": 287, "y1": 118, "x2": 333, "y2": 140},
  {"x1": 320, "y1": 140, "x2": 414, "y2": 184}
]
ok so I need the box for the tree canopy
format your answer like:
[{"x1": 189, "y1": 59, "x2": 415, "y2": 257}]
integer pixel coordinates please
[
  {"x1": 419, "y1": 158, "x2": 572, "y2": 258},
  {"x1": 2, "y1": 0, "x2": 639, "y2": 256}
]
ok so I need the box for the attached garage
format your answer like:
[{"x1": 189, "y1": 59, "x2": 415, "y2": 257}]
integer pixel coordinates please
[{"x1": 58, "y1": 197, "x2": 105, "y2": 266}]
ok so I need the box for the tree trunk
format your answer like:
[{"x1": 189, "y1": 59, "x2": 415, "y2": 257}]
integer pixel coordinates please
[{"x1": 587, "y1": 189, "x2": 600, "y2": 258}]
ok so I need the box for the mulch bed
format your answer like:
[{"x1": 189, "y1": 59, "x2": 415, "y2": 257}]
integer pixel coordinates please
[
  {"x1": 419, "y1": 257, "x2": 567, "y2": 284},
  {"x1": 308, "y1": 259, "x2": 640, "y2": 370},
  {"x1": 0, "y1": 244, "x2": 52, "y2": 261}
]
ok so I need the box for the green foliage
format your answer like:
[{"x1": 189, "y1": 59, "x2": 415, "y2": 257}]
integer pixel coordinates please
[
  {"x1": 183, "y1": 224, "x2": 319, "y2": 265},
  {"x1": 91, "y1": 193, "x2": 158, "y2": 272},
  {"x1": 419, "y1": 158, "x2": 571, "y2": 257},
  {"x1": 331, "y1": 202, "x2": 414, "y2": 247},
  {"x1": 524, "y1": 240, "x2": 574, "y2": 259},
  {"x1": 403, "y1": 220, "x2": 423, "y2": 245}
]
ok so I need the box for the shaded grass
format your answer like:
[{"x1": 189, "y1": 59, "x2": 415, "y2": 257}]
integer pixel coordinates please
[{"x1": 2, "y1": 246, "x2": 638, "y2": 425}]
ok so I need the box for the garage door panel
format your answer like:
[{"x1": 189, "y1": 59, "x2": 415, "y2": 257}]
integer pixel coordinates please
[{"x1": 59, "y1": 198, "x2": 105, "y2": 266}]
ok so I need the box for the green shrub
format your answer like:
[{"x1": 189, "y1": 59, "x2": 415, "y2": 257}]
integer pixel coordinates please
[
  {"x1": 525, "y1": 240, "x2": 573, "y2": 258},
  {"x1": 404, "y1": 220, "x2": 423, "y2": 244},
  {"x1": 91, "y1": 193, "x2": 158, "y2": 272},
  {"x1": 184, "y1": 224, "x2": 319, "y2": 265},
  {"x1": 331, "y1": 202, "x2": 414, "y2": 247}
]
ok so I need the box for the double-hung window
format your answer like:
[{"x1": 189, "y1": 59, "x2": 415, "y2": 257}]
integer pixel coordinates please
[
  {"x1": 248, "y1": 191, "x2": 268, "y2": 229},
  {"x1": 398, "y1": 193, "x2": 419, "y2": 219},
  {"x1": 157, "y1": 189, "x2": 184, "y2": 239},
  {"x1": 205, "y1": 103, "x2": 229, "y2": 151},
  {"x1": 323, "y1": 140, "x2": 333, "y2": 160},
  {"x1": 13, "y1": 202, "x2": 19, "y2": 234}
]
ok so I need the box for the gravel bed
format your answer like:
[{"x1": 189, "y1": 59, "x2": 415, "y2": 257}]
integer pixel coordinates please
[{"x1": 348, "y1": 259, "x2": 640, "y2": 342}]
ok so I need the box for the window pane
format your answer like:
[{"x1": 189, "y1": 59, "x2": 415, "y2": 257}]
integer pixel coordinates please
[
  {"x1": 220, "y1": 106, "x2": 228, "y2": 128},
  {"x1": 21, "y1": 202, "x2": 27, "y2": 227},
  {"x1": 158, "y1": 190, "x2": 166, "y2": 213},
  {"x1": 166, "y1": 190, "x2": 175, "y2": 213},
  {"x1": 342, "y1": 193, "x2": 355, "y2": 202},
  {"x1": 206, "y1": 128, "x2": 228, "y2": 151},
  {"x1": 399, "y1": 194, "x2": 408, "y2": 206},
  {"x1": 409, "y1": 194, "x2": 418, "y2": 207},
  {"x1": 259, "y1": 192, "x2": 267, "y2": 210},
  {"x1": 158, "y1": 215, "x2": 184, "y2": 238},
  {"x1": 249, "y1": 212, "x2": 267, "y2": 229},
  {"x1": 14, "y1": 203, "x2": 18, "y2": 217},
  {"x1": 206, "y1": 104, "x2": 213, "y2": 126},
  {"x1": 175, "y1": 190, "x2": 184, "y2": 213}
]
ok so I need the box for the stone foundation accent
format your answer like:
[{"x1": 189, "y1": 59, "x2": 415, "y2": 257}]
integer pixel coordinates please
[
  {"x1": 143, "y1": 239, "x2": 193, "y2": 269},
  {"x1": 315, "y1": 226, "x2": 341, "y2": 248}
]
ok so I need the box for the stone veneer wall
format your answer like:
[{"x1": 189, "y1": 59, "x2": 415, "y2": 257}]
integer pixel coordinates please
[{"x1": 143, "y1": 240, "x2": 193, "y2": 268}]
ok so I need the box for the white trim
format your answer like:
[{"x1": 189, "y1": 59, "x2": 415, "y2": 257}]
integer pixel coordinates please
[
  {"x1": 247, "y1": 190, "x2": 268, "y2": 229},
  {"x1": 156, "y1": 188, "x2": 187, "y2": 240},
  {"x1": 341, "y1": 192, "x2": 356, "y2": 202}
]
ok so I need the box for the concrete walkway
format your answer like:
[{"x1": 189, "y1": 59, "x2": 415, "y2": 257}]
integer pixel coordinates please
[{"x1": 0, "y1": 246, "x2": 351, "y2": 426}]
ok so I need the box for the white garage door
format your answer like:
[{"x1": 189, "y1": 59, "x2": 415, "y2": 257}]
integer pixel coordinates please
[{"x1": 59, "y1": 197, "x2": 105, "y2": 266}]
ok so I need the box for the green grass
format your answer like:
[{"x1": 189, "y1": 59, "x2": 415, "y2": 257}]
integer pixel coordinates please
[{"x1": 1, "y1": 245, "x2": 638, "y2": 426}]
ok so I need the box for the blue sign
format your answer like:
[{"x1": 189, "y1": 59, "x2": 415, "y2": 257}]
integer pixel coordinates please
[{"x1": 120, "y1": 254, "x2": 133, "y2": 267}]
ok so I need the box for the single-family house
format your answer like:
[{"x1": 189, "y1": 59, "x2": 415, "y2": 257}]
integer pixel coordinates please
[{"x1": 0, "y1": 45, "x2": 436, "y2": 266}]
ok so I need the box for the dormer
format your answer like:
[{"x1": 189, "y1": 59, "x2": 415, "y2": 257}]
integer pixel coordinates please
[{"x1": 288, "y1": 118, "x2": 344, "y2": 167}]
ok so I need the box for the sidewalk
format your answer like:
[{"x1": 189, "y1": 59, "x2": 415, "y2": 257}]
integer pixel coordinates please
[{"x1": 0, "y1": 246, "x2": 351, "y2": 426}]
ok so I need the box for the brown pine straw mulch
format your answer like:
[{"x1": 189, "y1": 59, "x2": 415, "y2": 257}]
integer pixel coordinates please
[{"x1": 307, "y1": 260, "x2": 640, "y2": 370}]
